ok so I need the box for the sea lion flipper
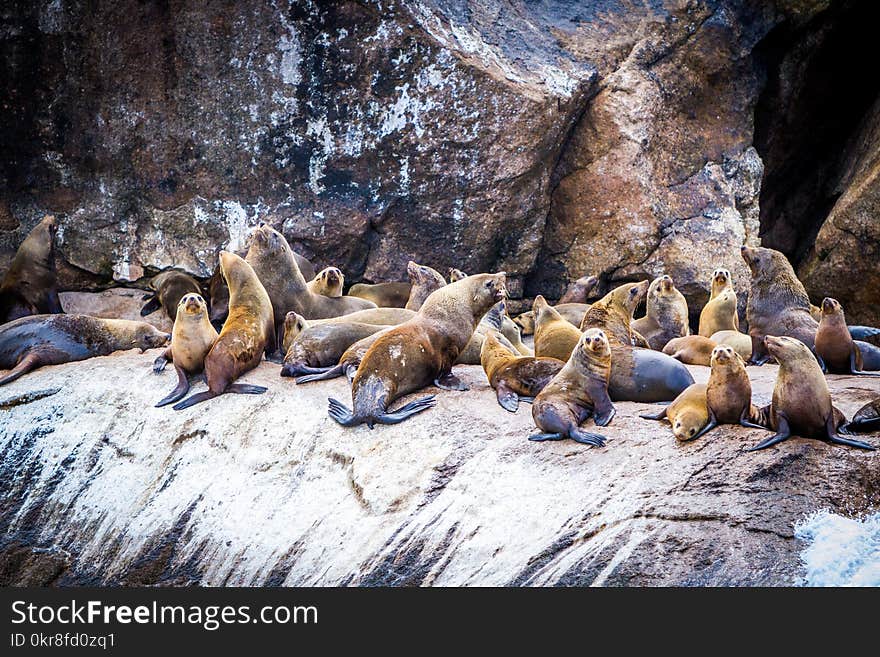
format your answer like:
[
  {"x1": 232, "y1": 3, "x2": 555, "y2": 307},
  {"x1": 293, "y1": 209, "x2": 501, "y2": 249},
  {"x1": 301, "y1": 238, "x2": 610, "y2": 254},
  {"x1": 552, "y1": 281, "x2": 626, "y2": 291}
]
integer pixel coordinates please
[
  {"x1": 140, "y1": 296, "x2": 161, "y2": 316},
  {"x1": 813, "y1": 350, "x2": 827, "y2": 373},
  {"x1": 495, "y1": 384, "x2": 520, "y2": 413},
  {"x1": 631, "y1": 330, "x2": 650, "y2": 349},
  {"x1": 569, "y1": 427, "x2": 606, "y2": 447},
  {"x1": 46, "y1": 289, "x2": 63, "y2": 314},
  {"x1": 692, "y1": 417, "x2": 717, "y2": 440},
  {"x1": 328, "y1": 398, "x2": 359, "y2": 426},
  {"x1": 528, "y1": 433, "x2": 564, "y2": 442},
  {"x1": 172, "y1": 390, "x2": 218, "y2": 411},
  {"x1": 746, "y1": 414, "x2": 791, "y2": 451},
  {"x1": 434, "y1": 371, "x2": 468, "y2": 391},
  {"x1": 848, "y1": 346, "x2": 880, "y2": 375},
  {"x1": 592, "y1": 392, "x2": 616, "y2": 427},
  {"x1": 226, "y1": 383, "x2": 268, "y2": 395},
  {"x1": 153, "y1": 348, "x2": 172, "y2": 373},
  {"x1": 519, "y1": 396, "x2": 534, "y2": 404},
  {"x1": 378, "y1": 396, "x2": 437, "y2": 424},
  {"x1": 294, "y1": 364, "x2": 343, "y2": 384},
  {"x1": 826, "y1": 413, "x2": 876, "y2": 449},
  {"x1": 155, "y1": 365, "x2": 191, "y2": 407},
  {"x1": 0, "y1": 352, "x2": 41, "y2": 387},
  {"x1": 639, "y1": 406, "x2": 668, "y2": 421}
]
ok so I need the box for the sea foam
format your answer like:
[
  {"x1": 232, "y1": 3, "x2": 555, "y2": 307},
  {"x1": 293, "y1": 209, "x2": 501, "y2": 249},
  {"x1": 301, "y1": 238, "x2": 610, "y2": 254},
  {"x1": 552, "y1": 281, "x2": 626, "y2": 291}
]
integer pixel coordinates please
[{"x1": 795, "y1": 510, "x2": 880, "y2": 586}]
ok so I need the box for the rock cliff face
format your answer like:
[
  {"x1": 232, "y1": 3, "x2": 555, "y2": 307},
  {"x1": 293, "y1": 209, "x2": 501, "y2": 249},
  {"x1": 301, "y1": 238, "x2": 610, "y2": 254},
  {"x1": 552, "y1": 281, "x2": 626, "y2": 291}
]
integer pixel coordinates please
[
  {"x1": 1, "y1": 351, "x2": 878, "y2": 586},
  {"x1": 3, "y1": 1, "x2": 877, "y2": 321}
]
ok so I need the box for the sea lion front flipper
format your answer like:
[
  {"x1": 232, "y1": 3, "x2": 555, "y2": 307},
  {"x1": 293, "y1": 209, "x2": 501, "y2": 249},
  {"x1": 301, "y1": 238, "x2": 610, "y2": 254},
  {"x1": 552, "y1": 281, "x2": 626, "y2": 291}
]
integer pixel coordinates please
[
  {"x1": 569, "y1": 427, "x2": 607, "y2": 447},
  {"x1": 495, "y1": 383, "x2": 520, "y2": 413},
  {"x1": 153, "y1": 348, "x2": 172, "y2": 373},
  {"x1": 155, "y1": 365, "x2": 191, "y2": 407},
  {"x1": 631, "y1": 330, "x2": 650, "y2": 349},
  {"x1": 172, "y1": 390, "x2": 219, "y2": 411},
  {"x1": 746, "y1": 413, "x2": 791, "y2": 451},
  {"x1": 140, "y1": 296, "x2": 161, "y2": 316},
  {"x1": 0, "y1": 352, "x2": 42, "y2": 387},
  {"x1": 640, "y1": 406, "x2": 668, "y2": 421},
  {"x1": 592, "y1": 391, "x2": 616, "y2": 427},
  {"x1": 226, "y1": 383, "x2": 268, "y2": 395},
  {"x1": 813, "y1": 349, "x2": 827, "y2": 373},
  {"x1": 434, "y1": 370, "x2": 469, "y2": 391},
  {"x1": 46, "y1": 288, "x2": 63, "y2": 314},
  {"x1": 692, "y1": 415, "x2": 717, "y2": 440},
  {"x1": 826, "y1": 413, "x2": 876, "y2": 450},
  {"x1": 528, "y1": 432, "x2": 564, "y2": 442}
]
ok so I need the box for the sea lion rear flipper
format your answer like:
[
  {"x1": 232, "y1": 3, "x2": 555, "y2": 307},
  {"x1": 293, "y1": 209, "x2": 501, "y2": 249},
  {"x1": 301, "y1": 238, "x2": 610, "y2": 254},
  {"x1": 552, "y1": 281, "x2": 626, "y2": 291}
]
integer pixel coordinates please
[
  {"x1": 328, "y1": 397, "x2": 358, "y2": 426},
  {"x1": 848, "y1": 325, "x2": 880, "y2": 340},
  {"x1": 153, "y1": 348, "x2": 172, "y2": 373},
  {"x1": 140, "y1": 296, "x2": 161, "y2": 316},
  {"x1": 434, "y1": 370, "x2": 468, "y2": 391},
  {"x1": 569, "y1": 427, "x2": 606, "y2": 447},
  {"x1": 495, "y1": 383, "x2": 520, "y2": 413},
  {"x1": 746, "y1": 413, "x2": 791, "y2": 451},
  {"x1": 172, "y1": 390, "x2": 219, "y2": 411},
  {"x1": 0, "y1": 353, "x2": 41, "y2": 387},
  {"x1": 295, "y1": 364, "x2": 343, "y2": 384},
  {"x1": 226, "y1": 383, "x2": 268, "y2": 395},
  {"x1": 155, "y1": 365, "x2": 191, "y2": 407},
  {"x1": 377, "y1": 396, "x2": 437, "y2": 424},
  {"x1": 826, "y1": 413, "x2": 875, "y2": 450}
]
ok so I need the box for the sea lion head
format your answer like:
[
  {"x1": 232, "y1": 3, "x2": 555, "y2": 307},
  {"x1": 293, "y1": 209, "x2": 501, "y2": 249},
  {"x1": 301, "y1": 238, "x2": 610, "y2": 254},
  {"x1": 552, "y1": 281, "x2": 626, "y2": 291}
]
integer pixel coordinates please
[
  {"x1": 763, "y1": 335, "x2": 811, "y2": 362},
  {"x1": 448, "y1": 267, "x2": 467, "y2": 282},
  {"x1": 178, "y1": 293, "x2": 208, "y2": 317},
  {"x1": 219, "y1": 250, "x2": 256, "y2": 289},
  {"x1": 672, "y1": 410, "x2": 705, "y2": 442},
  {"x1": 283, "y1": 311, "x2": 307, "y2": 343},
  {"x1": 247, "y1": 224, "x2": 289, "y2": 259},
  {"x1": 710, "y1": 344, "x2": 742, "y2": 368},
  {"x1": 39, "y1": 214, "x2": 57, "y2": 237},
  {"x1": 575, "y1": 275, "x2": 598, "y2": 293},
  {"x1": 649, "y1": 275, "x2": 676, "y2": 299},
  {"x1": 613, "y1": 280, "x2": 650, "y2": 314},
  {"x1": 712, "y1": 268, "x2": 731, "y2": 287},
  {"x1": 579, "y1": 328, "x2": 611, "y2": 358},
  {"x1": 513, "y1": 310, "x2": 535, "y2": 335},
  {"x1": 821, "y1": 297, "x2": 843, "y2": 318},
  {"x1": 472, "y1": 272, "x2": 507, "y2": 307},
  {"x1": 134, "y1": 324, "x2": 172, "y2": 351},
  {"x1": 315, "y1": 267, "x2": 344, "y2": 294},
  {"x1": 480, "y1": 330, "x2": 515, "y2": 375},
  {"x1": 408, "y1": 261, "x2": 446, "y2": 289},
  {"x1": 740, "y1": 245, "x2": 791, "y2": 281}
]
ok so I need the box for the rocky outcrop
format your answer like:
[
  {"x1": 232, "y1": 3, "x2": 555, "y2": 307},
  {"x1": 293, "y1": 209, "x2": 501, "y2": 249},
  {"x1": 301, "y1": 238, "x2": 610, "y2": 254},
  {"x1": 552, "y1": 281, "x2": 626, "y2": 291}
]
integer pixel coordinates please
[{"x1": 1, "y1": 351, "x2": 878, "y2": 586}]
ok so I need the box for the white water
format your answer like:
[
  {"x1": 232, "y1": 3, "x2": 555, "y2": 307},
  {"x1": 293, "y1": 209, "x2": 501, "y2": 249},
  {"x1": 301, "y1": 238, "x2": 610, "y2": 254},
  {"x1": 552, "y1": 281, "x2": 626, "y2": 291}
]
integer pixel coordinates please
[{"x1": 796, "y1": 510, "x2": 880, "y2": 586}]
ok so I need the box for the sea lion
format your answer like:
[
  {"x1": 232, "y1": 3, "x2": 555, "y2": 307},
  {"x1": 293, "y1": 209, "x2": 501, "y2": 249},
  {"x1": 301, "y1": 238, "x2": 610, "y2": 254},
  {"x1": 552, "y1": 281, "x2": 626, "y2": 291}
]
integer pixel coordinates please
[
  {"x1": 152, "y1": 293, "x2": 218, "y2": 407},
  {"x1": 640, "y1": 384, "x2": 710, "y2": 441},
  {"x1": 245, "y1": 225, "x2": 374, "y2": 345},
  {"x1": 815, "y1": 298, "x2": 880, "y2": 375},
  {"x1": 0, "y1": 215, "x2": 62, "y2": 324},
  {"x1": 405, "y1": 261, "x2": 447, "y2": 311},
  {"x1": 856, "y1": 341, "x2": 880, "y2": 370},
  {"x1": 533, "y1": 295, "x2": 582, "y2": 362},
  {"x1": 558, "y1": 275, "x2": 599, "y2": 305},
  {"x1": 698, "y1": 269, "x2": 739, "y2": 337},
  {"x1": 513, "y1": 302, "x2": 589, "y2": 336},
  {"x1": 280, "y1": 315, "x2": 391, "y2": 379},
  {"x1": 307, "y1": 267, "x2": 344, "y2": 298},
  {"x1": 327, "y1": 272, "x2": 507, "y2": 428},
  {"x1": 663, "y1": 335, "x2": 717, "y2": 366},
  {"x1": 700, "y1": 344, "x2": 762, "y2": 433},
  {"x1": 479, "y1": 331, "x2": 563, "y2": 412},
  {"x1": 140, "y1": 270, "x2": 203, "y2": 322},
  {"x1": 579, "y1": 281, "x2": 649, "y2": 346},
  {"x1": 172, "y1": 251, "x2": 275, "y2": 410},
  {"x1": 529, "y1": 328, "x2": 615, "y2": 446},
  {"x1": 740, "y1": 245, "x2": 817, "y2": 365},
  {"x1": 710, "y1": 330, "x2": 752, "y2": 361},
  {"x1": 454, "y1": 302, "x2": 521, "y2": 365},
  {"x1": 631, "y1": 275, "x2": 689, "y2": 350},
  {"x1": 0, "y1": 314, "x2": 169, "y2": 386},
  {"x1": 842, "y1": 396, "x2": 880, "y2": 434},
  {"x1": 448, "y1": 268, "x2": 467, "y2": 282},
  {"x1": 349, "y1": 281, "x2": 412, "y2": 308},
  {"x1": 497, "y1": 300, "x2": 532, "y2": 356},
  {"x1": 744, "y1": 336, "x2": 874, "y2": 451}
]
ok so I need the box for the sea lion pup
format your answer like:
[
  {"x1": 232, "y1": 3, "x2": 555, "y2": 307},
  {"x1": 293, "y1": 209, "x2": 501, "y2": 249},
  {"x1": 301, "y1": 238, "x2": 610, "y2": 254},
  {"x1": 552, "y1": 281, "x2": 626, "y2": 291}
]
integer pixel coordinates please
[
  {"x1": 710, "y1": 330, "x2": 752, "y2": 361},
  {"x1": 631, "y1": 275, "x2": 689, "y2": 350},
  {"x1": 307, "y1": 267, "x2": 344, "y2": 298},
  {"x1": 140, "y1": 270, "x2": 202, "y2": 322},
  {"x1": 745, "y1": 336, "x2": 875, "y2": 451},
  {"x1": 0, "y1": 314, "x2": 169, "y2": 386},
  {"x1": 0, "y1": 215, "x2": 62, "y2": 324},
  {"x1": 480, "y1": 332, "x2": 563, "y2": 412},
  {"x1": 280, "y1": 315, "x2": 391, "y2": 378},
  {"x1": 558, "y1": 275, "x2": 599, "y2": 305},
  {"x1": 448, "y1": 268, "x2": 467, "y2": 282},
  {"x1": 152, "y1": 293, "x2": 218, "y2": 407},
  {"x1": 740, "y1": 245, "x2": 818, "y2": 365},
  {"x1": 842, "y1": 397, "x2": 880, "y2": 434},
  {"x1": 815, "y1": 298, "x2": 880, "y2": 375},
  {"x1": 172, "y1": 251, "x2": 274, "y2": 410},
  {"x1": 327, "y1": 272, "x2": 507, "y2": 428},
  {"x1": 405, "y1": 261, "x2": 447, "y2": 311},
  {"x1": 663, "y1": 335, "x2": 717, "y2": 366},
  {"x1": 640, "y1": 384, "x2": 710, "y2": 441},
  {"x1": 698, "y1": 269, "x2": 739, "y2": 337},
  {"x1": 529, "y1": 328, "x2": 615, "y2": 446},
  {"x1": 533, "y1": 295, "x2": 582, "y2": 362},
  {"x1": 349, "y1": 281, "x2": 412, "y2": 308},
  {"x1": 513, "y1": 302, "x2": 589, "y2": 336}
]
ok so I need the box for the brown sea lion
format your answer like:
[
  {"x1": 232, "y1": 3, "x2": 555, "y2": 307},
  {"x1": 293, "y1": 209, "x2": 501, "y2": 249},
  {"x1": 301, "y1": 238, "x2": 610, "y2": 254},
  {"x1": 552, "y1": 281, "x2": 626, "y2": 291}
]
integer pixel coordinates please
[
  {"x1": 698, "y1": 268, "x2": 739, "y2": 337},
  {"x1": 173, "y1": 251, "x2": 275, "y2": 410},
  {"x1": 480, "y1": 331, "x2": 563, "y2": 412},
  {"x1": 740, "y1": 245, "x2": 817, "y2": 365},
  {"x1": 152, "y1": 293, "x2": 218, "y2": 407},
  {"x1": 0, "y1": 314, "x2": 169, "y2": 386},
  {"x1": 815, "y1": 298, "x2": 880, "y2": 376},
  {"x1": 745, "y1": 336, "x2": 874, "y2": 451},
  {"x1": 405, "y1": 261, "x2": 447, "y2": 311},
  {"x1": 349, "y1": 281, "x2": 412, "y2": 308},
  {"x1": 631, "y1": 275, "x2": 689, "y2": 350},
  {"x1": 640, "y1": 384, "x2": 710, "y2": 441},
  {"x1": 529, "y1": 328, "x2": 615, "y2": 446},
  {"x1": 533, "y1": 295, "x2": 582, "y2": 362},
  {"x1": 702, "y1": 344, "x2": 762, "y2": 433},
  {"x1": 558, "y1": 275, "x2": 599, "y2": 305},
  {"x1": 448, "y1": 268, "x2": 467, "y2": 282},
  {"x1": 513, "y1": 302, "x2": 589, "y2": 336},
  {"x1": 842, "y1": 397, "x2": 880, "y2": 434},
  {"x1": 709, "y1": 330, "x2": 752, "y2": 361},
  {"x1": 307, "y1": 267, "x2": 344, "y2": 298},
  {"x1": 141, "y1": 270, "x2": 203, "y2": 322},
  {"x1": 0, "y1": 215, "x2": 62, "y2": 324},
  {"x1": 579, "y1": 281, "x2": 649, "y2": 346},
  {"x1": 663, "y1": 335, "x2": 717, "y2": 366},
  {"x1": 327, "y1": 272, "x2": 507, "y2": 427},
  {"x1": 245, "y1": 225, "x2": 374, "y2": 344},
  {"x1": 280, "y1": 315, "x2": 391, "y2": 379}
]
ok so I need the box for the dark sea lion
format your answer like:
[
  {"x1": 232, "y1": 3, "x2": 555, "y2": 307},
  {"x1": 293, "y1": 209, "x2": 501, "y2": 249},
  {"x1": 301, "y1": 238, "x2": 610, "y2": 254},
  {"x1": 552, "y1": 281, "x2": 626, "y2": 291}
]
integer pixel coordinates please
[
  {"x1": 529, "y1": 328, "x2": 615, "y2": 446},
  {"x1": 327, "y1": 272, "x2": 507, "y2": 428},
  {"x1": 698, "y1": 269, "x2": 739, "y2": 337},
  {"x1": 152, "y1": 293, "x2": 218, "y2": 407},
  {"x1": 0, "y1": 314, "x2": 169, "y2": 386},
  {"x1": 349, "y1": 281, "x2": 412, "y2": 308},
  {"x1": 280, "y1": 315, "x2": 390, "y2": 379},
  {"x1": 855, "y1": 340, "x2": 880, "y2": 370},
  {"x1": 640, "y1": 384, "x2": 710, "y2": 441},
  {"x1": 842, "y1": 396, "x2": 880, "y2": 434},
  {"x1": 745, "y1": 336, "x2": 874, "y2": 451},
  {"x1": 140, "y1": 270, "x2": 202, "y2": 322},
  {"x1": 513, "y1": 302, "x2": 589, "y2": 336},
  {"x1": 479, "y1": 331, "x2": 563, "y2": 412},
  {"x1": 0, "y1": 215, "x2": 62, "y2": 324},
  {"x1": 173, "y1": 251, "x2": 274, "y2": 410},
  {"x1": 815, "y1": 298, "x2": 880, "y2": 375},
  {"x1": 307, "y1": 267, "x2": 344, "y2": 298},
  {"x1": 740, "y1": 245, "x2": 817, "y2": 365},
  {"x1": 558, "y1": 275, "x2": 599, "y2": 305},
  {"x1": 405, "y1": 261, "x2": 447, "y2": 311},
  {"x1": 631, "y1": 275, "x2": 689, "y2": 350},
  {"x1": 709, "y1": 330, "x2": 752, "y2": 361},
  {"x1": 533, "y1": 295, "x2": 582, "y2": 362},
  {"x1": 663, "y1": 335, "x2": 717, "y2": 366}
]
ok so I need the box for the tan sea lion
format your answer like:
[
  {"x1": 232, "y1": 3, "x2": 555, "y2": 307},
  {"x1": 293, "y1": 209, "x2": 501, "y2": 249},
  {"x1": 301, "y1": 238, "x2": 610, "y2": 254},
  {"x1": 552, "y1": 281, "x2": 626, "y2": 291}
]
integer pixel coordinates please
[
  {"x1": 533, "y1": 295, "x2": 582, "y2": 362},
  {"x1": 0, "y1": 215, "x2": 62, "y2": 324},
  {"x1": 815, "y1": 298, "x2": 880, "y2": 376},
  {"x1": 152, "y1": 293, "x2": 218, "y2": 407},
  {"x1": 448, "y1": 268, "x2": 467, "y2": 282},
  {"x1": 703, "y1": 344, "x2": 762, "y2": 432},
  {"x1": 405, "y1": 261, "x2": 446, "y2": 311},
  {"x1": 631, "y1": 275, "x2": 689, "y2": 350},
  {"x1": 745, "y1": 336, "x2": 874, "y2": 451},
  {"x1": 579, "y1": 281, "x2": 649, "y2": 346},
  {"x1": 0, "y1": 314, "x2": 169, "y2": 386},
  {"x1": 497, "y1": 300, "x2": 532, "y2": 356},
  {"x1": 710, "y1": 330, "x2": 752, "y2": 361},
  {"x1": 327, "y1": 272, "x2": 507, "y2": 427},
  {"x1": 698, "y1": 269, "x2": 739, "y2": 337},
  {"x1": 640, "y1": 384, "x2": 710, "y2": 441},
  {"x1": 280, "y1": 315, "x2": 391, "y2": 379},
  {"x1": 513, "y1": 302, "x2": 589, "y2": 336},
  {"x1": 454, "y1": 302, "x2": 521, "y2": 365},
  {"x1": 349, "y1": 281, "x2": 411, "y2": 308},
  {"x1": 311, "y1": 307, "x2": 415, "y2": 327},
  {"x1": 307, "y1": 267, "x2": 344, "y2": 298},
  {"x1": 529, "y1": 328, "x2": 615, "y2": 446},
  {"x1": 480, "y1": 331, "x2": 563, "y2": 412},
  {"x1": 663, "y1": 335, "x2": 717, "y2": 366},
  {"x1": 172, "y1": 251, "x2": 274, "y2": 410},
  {"x1": 558, "y1": 275, "x2": 599, "y2": 305},
  {"x1": 842, "y1": 397, "x2": 880, "y2": 434},
  {"x1": 141, "y1": 270, "x2": 203, "y2": 322}
]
